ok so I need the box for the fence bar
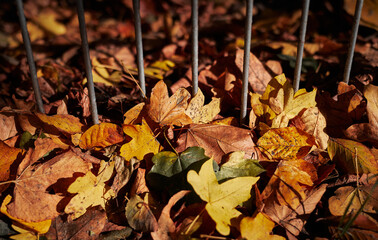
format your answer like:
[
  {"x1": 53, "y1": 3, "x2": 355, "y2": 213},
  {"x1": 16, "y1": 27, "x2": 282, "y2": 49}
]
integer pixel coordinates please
[
  {"x1": 343, "y1": 0, "x2": 364, "y2": 84},
  {"x1": 293, "y1": 0, "x2": 310, "y2": 93},
  {"x1": 132, "y1": 0, "x2": 146, "y2": 96},
  {"x1": 191, "y1": 0, "x2": 199, "y2": 95},
  {"x1": 76, "y1": 0, "x2": 99, "y2": 124},
  {"x1": 240, "y1": 0, "x2": 254, "y2": 124},
  {"x1": 16, "y1": 0, "x2": 45, "y2": 113}
]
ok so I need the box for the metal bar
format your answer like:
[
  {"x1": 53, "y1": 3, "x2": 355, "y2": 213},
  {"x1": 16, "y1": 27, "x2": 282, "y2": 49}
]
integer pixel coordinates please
[
  {"x1": 16, "y1": 0, "x2": 45, "y2": 113},
  {"x1": 240, "y1": 0, "x2": 254, "y2": 124},
  {"x1": 191, "y1": 0, "x2": 199, "y2": 95},
  {"x1": 133, "y1": 0, "x2": 146, "y2": 96},
  {"x1": 293, "y1": 0, "x2": 310, "y2": 93},
  {"x1": 343, "y1": 0, "x2": 364, "y2": 84},
  {"x1": 76, "y1": 0, "x2": 99, "y2": 124}
]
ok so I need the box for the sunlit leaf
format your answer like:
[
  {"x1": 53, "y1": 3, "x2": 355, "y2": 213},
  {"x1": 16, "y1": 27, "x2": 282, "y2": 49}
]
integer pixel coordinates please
[
  {"x1": 79, "y1": 123, "x2": 124, "y2": 150},
  {"x1": 240, "y1": 212, "x2": 285, "y2": 240},
  {"x1": 187, "y1": 159, "x2": 259, "y2": 235}
]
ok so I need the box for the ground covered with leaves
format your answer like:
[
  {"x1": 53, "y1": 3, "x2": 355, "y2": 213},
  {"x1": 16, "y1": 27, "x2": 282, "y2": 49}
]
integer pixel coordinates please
[{"x1": 0, "y1": 0, "x2": 377, "y2": 239}]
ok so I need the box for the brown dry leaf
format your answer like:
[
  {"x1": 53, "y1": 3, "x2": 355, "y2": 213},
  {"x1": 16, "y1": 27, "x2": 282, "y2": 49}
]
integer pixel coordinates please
[
  {"x1": 364, "y1": 84, "x2": 378, "y2": 127},
  {"x1": 125, "y1": 194, "x2": 158, "y2": 232},
  {"x1": 263, "y1": 184, "x2": 327, "y2": 236},
  {"x1": 329, "y1": 185, "x2": 377, "y2": 217},
  {"x1": 45, "y1": 206, "x2": 107, "y2": 240},
  {"x1": 344, "y1": 0, "x2": 378, "y2": 31},
  {"x1": 234, "y1": 49, "x2": 272, "y2": 94},
  {"x1": 1, "y1": 195, "x2": 51, "y2": 234},
  {"x1": 151, "y1": 190, "x2": 190, "y2": 240},
  {"x1": 176, "y1": 124, "x2": 258, "y2": 164},
  {"x1": 17, "y1": 113, "x2": 39, "y2": 135},
  {"x1": 0, "y1": 111, "x2": 18, "y2": 141},
  {"x1": 268, "y1": 41, "x2": 321, "y2": 56},
  {"x1": 261, "y1": 159, "x2": 317, "y2": 209},
  {"x1": 79, "y1": 123, "x2": 124, "y2": 150},
  {"x1": 30, "y1": 138, "x2": 65, "y2": 164},
  {"x1": 148, "y1": 80, "x2": 192, "y2": 127},
  {"x1": 36, "y1": 113, "x2": 84, "y2": 135},
  {"x1": 345, "y1": 123, "x2": 378, "y2": 147},
  {"x1": 296, "y1": 107, "x2": 329, "y2": 150},
  {"x1": 257, "y1": 127, "x2": 316, "y2": 161},
  {"x1": 6, "y1": 150, "x2": 92, "y2": 222},
  {"x1": 0, "y1": 141, "x2": 23, "y2": 193},
  {"x1": 185, "y1": 88, "x2": 221, "y2": 124},
  {"x1": 240, "y1": 212, "x2": 285, "y2": 240}
]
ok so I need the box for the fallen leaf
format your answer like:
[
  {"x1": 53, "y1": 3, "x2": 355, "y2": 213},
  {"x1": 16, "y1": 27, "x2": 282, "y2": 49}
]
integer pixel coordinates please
[
  {"x1": 83, "y1": 58, "x2": 122, "y2": 86},
  {"x1": 234, "y1": 49, "x2": 272, "y2": 94},
  {"x1": 364, "y1": 84, "x2": 378, "y2": 127},
  {"x1": 9, "y1": 224, "x2": 37, "y2": 240},
  {"x1": 176, "y1": 124, "x2": 258, "y2": 164},
  {"x1": 0, "y1": 112, "x2": 18, "y2": 140},
  {"x1": 45, "y1": 206, "x2": 107, "y2": 240},
  {"x1": 185, "y1": 88, "x2": 221, "y2": 124},
  {"x1": 33, "y1": 9, "x2": 66, "y2": 35},
  {"x1": 329, "y1": 176, "x2": 378, "y2": 216},
  {"x1": 187, "y1": 159, "x2": 259, "y2": 235},
  {"x1": 251, "y1": 74, "x2": 317, "y2": 129},
  {"x1": 261, "y1": 159, "x2": 317, "y2": 209},
  {"x1": 0, "y1": 141, "x2": 23, "y2": 193},
  {"x1": 65, "y1": 160, "x2": 115, "y2": 219},
  {"x1": 120, "y1": 119, "x2": 161, "y2": 161},
  {"x1": 6, "y1": 150, "x2": 92, "y2": 222},
  {"x1": 123, "y1": 102, "x2": 145, "y2": 125},
  {"x1": 328, "y1": 138, "x2": 378, "y2": 174},
  {"x1": 112, "y1": 156, "x2": 138, "y2": 194},
  {"x1": 79, "y1": 123, "x2": 124, "y2": 150},
  {"x1": 295, "y1": 107, "x2": 329, "y2": 150},
  {"x1": 345, "y1": 123, "x2": 378, "y2": 147},
  {"x1": 240, "y1": 212, "x2": 285, "y2": 240},
  {"x1": 151, "y1": 190, "x2": 190, "y2": 240},
  {"x1": 1, "y1": 195, "x2": 51, "y2": 234},
  {"x1": 215, "y1": 151, "x2": 265, "y2": 182},
  {"x1": 147, "y1": 147, "x2": 209, "y2": 193},
  {"x1": 147, "y1": 80, "x2": 192, "y2": 126},
  {"x1": 263, "y1": 184, "x2": 327, "y2": 236},
  {"x1": 36, "y1": 113, "x2": 84, "y2": 135},
  {"x1": 257, "y1": 127, "x2": 316, "y2": 161},
  {"x1": 125, "y1": 194, "x2": 158, "y2": 232}
]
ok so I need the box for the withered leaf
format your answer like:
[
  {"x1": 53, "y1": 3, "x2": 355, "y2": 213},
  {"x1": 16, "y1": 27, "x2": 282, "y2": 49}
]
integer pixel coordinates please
[
  {"x1": 6, "y1": 150, "x2": 91, "y2": 222},
  {"x1": 176, "y1": 124, "x2": 258, "y2": 164},
  {"x1": 147, "y1": 80, "x2": 192, "y2": 126},
  {"x1": 79, "y1": 123, "x2": 124, "y2": 150}
]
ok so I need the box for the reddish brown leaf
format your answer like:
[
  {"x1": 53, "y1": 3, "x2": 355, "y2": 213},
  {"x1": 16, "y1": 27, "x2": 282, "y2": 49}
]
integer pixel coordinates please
[
  {"x1": 0, "y1": 111, "x2": 19, "y2": 141},
  {"x1": 176, "y1": 124, "x2": 259, "y2": 164},
  {"x1": 6, "y1": 150, "x2": 92, "y2": 222}
]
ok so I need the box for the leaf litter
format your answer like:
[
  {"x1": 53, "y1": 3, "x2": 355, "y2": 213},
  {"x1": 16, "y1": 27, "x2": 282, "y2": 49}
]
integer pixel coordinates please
[{"x1": 0, "y1": 0, "x2": 377, "y2": 239}]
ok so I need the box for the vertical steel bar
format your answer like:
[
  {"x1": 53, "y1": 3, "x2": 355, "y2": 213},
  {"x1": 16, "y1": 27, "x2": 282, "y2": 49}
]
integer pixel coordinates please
[
  {"x1": 240, "y1": 0, "x2": 254, "y2": 124},
  {"x1": 293, "y1": 0, "x2": 310, "y2": 93},
  {"x1": 133, "y1": 0, "x2": 146, "y2": 96},
  {"x1": 343, "y1": 0, "x2": 364, "y2": 84},
  {"x1": 76, "y1": 0, "x2": 99, "y2": 124},
  {"x1": 191, "y1": 0, "x2": 199, "y2": 95},
  {"x1": 16, "y1": 0, "x2": 45, "y2": 113}
]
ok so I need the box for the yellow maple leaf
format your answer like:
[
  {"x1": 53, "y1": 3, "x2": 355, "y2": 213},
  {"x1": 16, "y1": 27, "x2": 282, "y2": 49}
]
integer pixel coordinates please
[
  {"x1": 240, "y1": 212, "x2": 285, "y2": 240},
  {"x1": 35, "y1": 113, "x2": 84, "y2": 135},
  {"x1": 185, "y1": 88, "x2": 221, "y2": 124},
  {"x1": 120, "y1": 119, "x2": 161, "y2": 161},
  {"x1": 148, "y1": 80, "x2": 192, "y2": 126},
  {"x1": 250, "y1": 74, "x2": 317, "y2": 129},
  {"x1": 1, "y1": 195, "x2": 51, "y2": 234},
  {"x1": 65, "y1": 161, "x2": 115, "y2": 219},
  {"x1": 10, "y1": 225, "x2": 37, "y2": 240},
  {"x1": 83, "y1": 58, "x2": 122, "y2": 86},
  {"x1": 187, "y1": 159, "x2": 259, "y2": 236}
]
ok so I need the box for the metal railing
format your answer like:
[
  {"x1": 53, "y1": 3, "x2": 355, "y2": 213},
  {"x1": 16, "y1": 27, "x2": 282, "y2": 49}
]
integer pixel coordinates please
[{"x1": 16, "y1": 0, "x2": 364, "y2": 125}]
